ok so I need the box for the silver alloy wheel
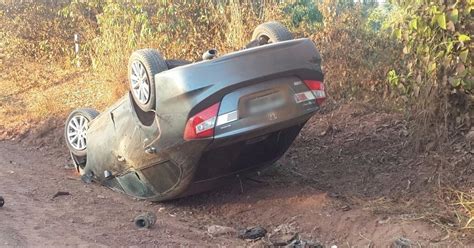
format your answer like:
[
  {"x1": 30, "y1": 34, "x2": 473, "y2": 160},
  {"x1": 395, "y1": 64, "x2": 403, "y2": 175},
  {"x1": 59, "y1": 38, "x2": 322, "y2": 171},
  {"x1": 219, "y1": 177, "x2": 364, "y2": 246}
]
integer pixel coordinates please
[
  {"x1": 67, "y1": 115, "x2": 88, "y2": 150},
  {"x1": 130, "y1": 60, "x2": 151, "y2": 105}
]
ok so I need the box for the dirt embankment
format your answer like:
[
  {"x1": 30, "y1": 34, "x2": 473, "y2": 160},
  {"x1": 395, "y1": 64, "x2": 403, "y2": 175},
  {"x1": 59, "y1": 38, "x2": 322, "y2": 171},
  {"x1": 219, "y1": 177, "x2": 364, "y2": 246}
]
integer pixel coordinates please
[{"x1": 0, "y1": 102, "x2": 472, "y2": 247}]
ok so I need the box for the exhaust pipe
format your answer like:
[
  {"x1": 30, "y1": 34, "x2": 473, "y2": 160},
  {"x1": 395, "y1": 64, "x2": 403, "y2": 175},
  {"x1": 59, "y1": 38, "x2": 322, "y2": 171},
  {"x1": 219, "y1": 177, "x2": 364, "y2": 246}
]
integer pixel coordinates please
[{"x1": 202, "y1": 49, "x2": 218, "y2": 60}]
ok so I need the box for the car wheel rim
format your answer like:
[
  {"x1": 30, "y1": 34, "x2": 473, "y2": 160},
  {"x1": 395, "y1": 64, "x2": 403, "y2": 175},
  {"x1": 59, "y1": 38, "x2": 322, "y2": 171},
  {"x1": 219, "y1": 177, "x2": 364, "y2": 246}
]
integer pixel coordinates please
[
  {"x1": 130, "y1": 61, "x2": 150, "y2": 105},
  {"x1": 67, "y1": 115, "x2": 88, "y2": 150}
]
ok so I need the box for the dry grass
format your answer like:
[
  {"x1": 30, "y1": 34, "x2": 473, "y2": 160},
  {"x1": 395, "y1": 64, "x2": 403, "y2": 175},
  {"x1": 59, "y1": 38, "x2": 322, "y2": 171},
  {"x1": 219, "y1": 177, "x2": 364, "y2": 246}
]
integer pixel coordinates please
[
  {"x1": 453, "y1": 190, "x2": 474, "y2": 230},
  {"x1": 422, "y1": 189, "x2": 474, "y2": 243},
  {"x1": 0, "y1": 59, "x2": 126, "y2": 139}
]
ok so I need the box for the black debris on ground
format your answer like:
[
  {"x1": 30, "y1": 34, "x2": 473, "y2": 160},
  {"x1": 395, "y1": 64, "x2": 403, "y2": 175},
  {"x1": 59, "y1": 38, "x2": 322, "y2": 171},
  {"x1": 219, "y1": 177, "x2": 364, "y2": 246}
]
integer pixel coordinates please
[
  {"x1": 52, "y1": 191, "x2": 70, "y2": 199},
  {"x1": 238, "y1": 226, "x2": 267, "y2": 240},
  {"x1": 392, "y1": 237, "x2": 412, "y2": 248},
  {"x1": 134, "y1": 212, "x2": 157, "y2": 229}
]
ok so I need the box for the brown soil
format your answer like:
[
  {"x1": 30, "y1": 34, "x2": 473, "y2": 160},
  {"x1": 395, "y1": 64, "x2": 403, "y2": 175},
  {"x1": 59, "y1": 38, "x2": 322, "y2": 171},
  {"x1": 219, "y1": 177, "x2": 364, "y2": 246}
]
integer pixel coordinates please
[{"x1": 0, "y1": 102, "x2": 472, "y2": 247}]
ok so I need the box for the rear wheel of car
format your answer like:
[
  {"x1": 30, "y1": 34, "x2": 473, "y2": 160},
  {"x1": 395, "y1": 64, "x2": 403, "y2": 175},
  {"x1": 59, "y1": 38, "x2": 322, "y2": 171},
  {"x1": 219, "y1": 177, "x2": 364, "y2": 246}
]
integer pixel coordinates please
[
  {"x1": 128, "y1": 49, "x2": 168, "y2": 112},
  {"x1": 251, "y1": 21, "x2": 294, "y2": 45},
  {"x1": 64, "y1": 108, "x2": 99, "y2": 158}
]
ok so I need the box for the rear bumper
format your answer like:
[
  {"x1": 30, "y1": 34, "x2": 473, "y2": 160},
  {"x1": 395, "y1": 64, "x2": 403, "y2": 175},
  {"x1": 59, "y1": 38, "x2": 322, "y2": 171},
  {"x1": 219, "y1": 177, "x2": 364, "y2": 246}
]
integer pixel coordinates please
[
  {"x1": 170, "y1": 114, "x2": 310, "y2": 199},
  {"x1": 107, "y1": 114, "x2": 310, "y2": 202},
  {"x1": 189, "y1": 122, "x2": 305, "y2": 187}
]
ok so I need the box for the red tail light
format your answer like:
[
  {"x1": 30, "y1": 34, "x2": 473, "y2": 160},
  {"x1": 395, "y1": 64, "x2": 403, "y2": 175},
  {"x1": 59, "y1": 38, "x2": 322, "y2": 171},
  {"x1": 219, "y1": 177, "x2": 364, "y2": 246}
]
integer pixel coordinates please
[
  {"x1": 303, "y1": 80, "x2": 326, "y2": 105},
  {"x1": 184, "y1": 103, "x2": 220, "y2": 140}
]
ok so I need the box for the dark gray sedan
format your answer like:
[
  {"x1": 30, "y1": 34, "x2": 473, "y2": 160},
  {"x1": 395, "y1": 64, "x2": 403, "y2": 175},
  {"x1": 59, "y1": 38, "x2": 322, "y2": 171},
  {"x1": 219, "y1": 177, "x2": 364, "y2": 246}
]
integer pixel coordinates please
[{"x1": 64, "y1": 22, "x2": 325, "y2": 201}]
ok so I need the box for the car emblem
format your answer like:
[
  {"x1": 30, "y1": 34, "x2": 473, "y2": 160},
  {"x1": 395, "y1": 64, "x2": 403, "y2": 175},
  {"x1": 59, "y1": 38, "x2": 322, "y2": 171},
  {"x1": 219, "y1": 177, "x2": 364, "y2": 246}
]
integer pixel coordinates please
[{"x1": 267, "y1": 111, "x2": 277, "y2": 121}]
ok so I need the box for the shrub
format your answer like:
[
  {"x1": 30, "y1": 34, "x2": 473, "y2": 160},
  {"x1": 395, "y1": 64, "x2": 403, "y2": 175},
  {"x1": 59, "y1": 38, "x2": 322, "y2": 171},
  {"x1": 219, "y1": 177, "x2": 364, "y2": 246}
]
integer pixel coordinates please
[
  {"x1": 283, "y1": 0, "x2": 323, "y2": 31},
  {"x1": 388, "y1": 0, "x2": 473, "y2": 146},
  {"x1": 57, "y1": 0, "x2": 286, "y2": 78},
  {"x1": 314, "y1": 0, "x2": 401, "y2": 100},
  {"x1": 0, "y1": 1, "x2": 75, "y2": 62}
]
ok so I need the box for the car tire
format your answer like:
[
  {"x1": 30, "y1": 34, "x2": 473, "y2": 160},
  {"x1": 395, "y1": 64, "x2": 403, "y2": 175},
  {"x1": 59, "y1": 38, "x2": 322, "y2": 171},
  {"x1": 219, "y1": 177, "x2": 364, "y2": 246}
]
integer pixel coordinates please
[
  {"x1": 128, "y1": 49, "x2": 168, "y2": 112},
  {"x1": 251, "y1": 21, "x2": 294, "y2": 45},
  {"x1": 64, "y1": 108, "x2": 99, "y2": 157}
]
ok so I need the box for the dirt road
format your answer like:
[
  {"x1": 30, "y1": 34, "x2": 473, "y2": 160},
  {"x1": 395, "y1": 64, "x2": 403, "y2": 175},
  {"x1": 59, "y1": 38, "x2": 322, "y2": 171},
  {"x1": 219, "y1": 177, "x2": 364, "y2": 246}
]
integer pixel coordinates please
[
  {"x1": 0, "y1": 103, "x2": 471, "y2": 247},
  {"x1": 0, "y1": 140, "x2": 244, "y2": 247}
]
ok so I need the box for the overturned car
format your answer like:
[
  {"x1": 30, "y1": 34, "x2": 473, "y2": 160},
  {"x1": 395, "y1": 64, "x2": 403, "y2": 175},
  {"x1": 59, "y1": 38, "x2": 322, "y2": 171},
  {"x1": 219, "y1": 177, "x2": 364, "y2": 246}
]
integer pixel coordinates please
[{"x1": 64, "y1": 22, "x2": 325, "y2": 201}]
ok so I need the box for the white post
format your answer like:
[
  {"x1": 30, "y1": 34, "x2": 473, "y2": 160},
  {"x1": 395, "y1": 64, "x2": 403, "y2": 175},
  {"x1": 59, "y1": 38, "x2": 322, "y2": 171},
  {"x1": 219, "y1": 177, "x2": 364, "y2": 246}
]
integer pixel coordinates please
[{"x1": 74, "y1": 34, "x2": 80, "y2": 67}]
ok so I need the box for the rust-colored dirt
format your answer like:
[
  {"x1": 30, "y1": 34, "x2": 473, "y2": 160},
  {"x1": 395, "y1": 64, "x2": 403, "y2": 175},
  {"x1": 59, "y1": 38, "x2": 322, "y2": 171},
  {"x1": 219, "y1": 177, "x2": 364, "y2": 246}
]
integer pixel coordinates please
[{"x1": 0, "y1": 102, "x2": 472, "y2": 247}]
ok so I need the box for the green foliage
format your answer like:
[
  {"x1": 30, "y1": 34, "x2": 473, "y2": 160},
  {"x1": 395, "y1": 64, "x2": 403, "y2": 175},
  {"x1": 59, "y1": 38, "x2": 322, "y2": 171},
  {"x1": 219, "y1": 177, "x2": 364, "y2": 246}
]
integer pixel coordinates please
[
  {"x1": 388, "y1": 0, "x2": 472, "y2": 141},
  {"x1": 366, "y1": 4, "x2": 393, "y2": 31},
  {"x1": 93, "y1": 1, "x2": 153, "y2": 70},
  {"x1": 387, "y1": 69, "x2": 399, "y2": 87},
  {"x1": 283, "y1": 0, "x2": 323, "y2": 29},
  {"x1": 390, "y1": 0, "x2": 472, "y2": 93}
]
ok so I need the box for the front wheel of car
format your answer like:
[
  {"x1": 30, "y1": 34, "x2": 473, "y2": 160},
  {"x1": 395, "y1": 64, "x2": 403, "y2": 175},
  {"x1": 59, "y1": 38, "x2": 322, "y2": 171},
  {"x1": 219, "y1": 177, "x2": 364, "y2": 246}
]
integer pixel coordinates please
[
  {"x1": 128, "y1": 49, "x2": 168, "y2": 112},
  {"x1": 64, "y1": 108, "x2": 99, "y2": 157},
  {"x1": 251, "y1": 21, "x2": 294, "y2": 45}
]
